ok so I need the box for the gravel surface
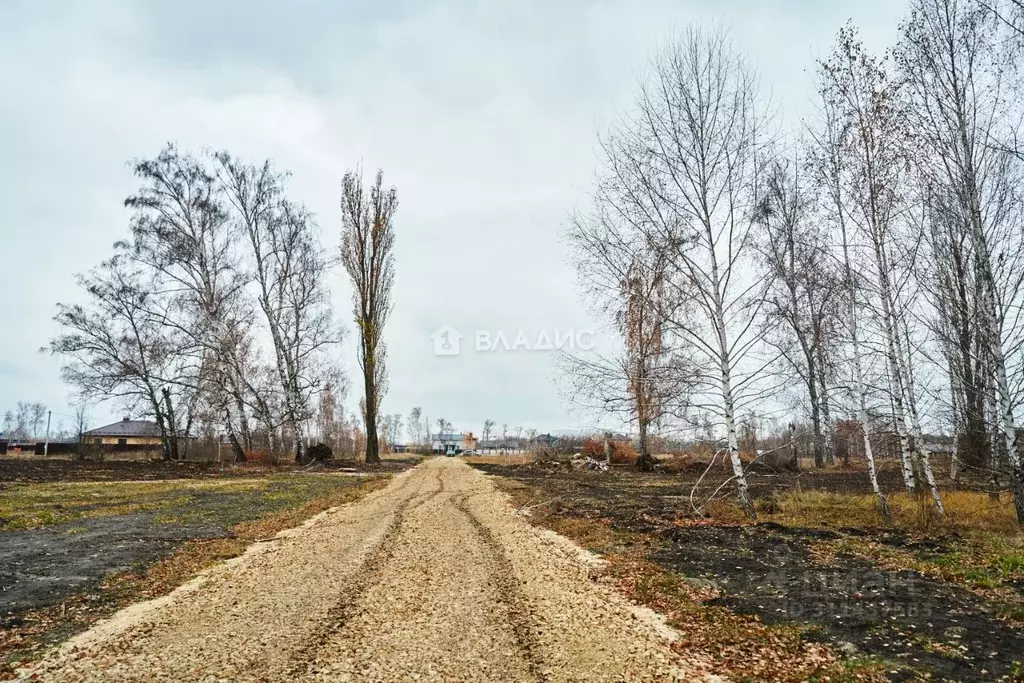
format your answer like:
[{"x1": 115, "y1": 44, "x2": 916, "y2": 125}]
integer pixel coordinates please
[{"x1": 19, "y1": 459, "x2": 714, "y2": 682}]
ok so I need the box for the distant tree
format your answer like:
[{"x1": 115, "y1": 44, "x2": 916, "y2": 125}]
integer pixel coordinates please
[
  {"x1": 756, "y1": 155, "x2": 842, "y2": 468},
  {"x1": 73, "y1": 402, "x2": 90, "y2": 443},
  {"x1": 482, "y1": 419, "x2": 495, "y2": 445},
  {"x1": 340, "y1": 167, "x2": 397, "y2": 465},
  {"x1": 409, "y1": 407, "x2": 423, "y2": 446},
  {"x1": 379, "y1": 413, "x2": 404, "y2": 450},
  {"x1": 29, "y1": 403, "x2": 47, "y2": 440},
  {"x1": 51, "y1": 256, "x2": 180, "y2": 460}
]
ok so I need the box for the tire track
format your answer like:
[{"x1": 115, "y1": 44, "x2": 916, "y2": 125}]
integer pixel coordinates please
[
  {"x1": 286, "y1": 468, "x2": 446, "y2": 676},
  {"x1": 451, "y1": 491, "x2": 546, "y2": 682}
]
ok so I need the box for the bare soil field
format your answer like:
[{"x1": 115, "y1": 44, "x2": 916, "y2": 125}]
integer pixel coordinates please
[{"x1": 474, "y1": 462, "x2": 1024, "y2": 682}]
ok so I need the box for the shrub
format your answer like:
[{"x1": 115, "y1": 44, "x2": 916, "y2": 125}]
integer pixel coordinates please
[
  {"x1": 660, "y1": 454, "x2": 692, "y2": 473},
  {"x1": 608, "y1": 441, "x2": 637, "y2": 465},
  {"x1": 580, "y1": 438, "x2": 604, "y2": 459},
  {"x1": 308, "y1": 443, "x2": 333, "y2": 462}
]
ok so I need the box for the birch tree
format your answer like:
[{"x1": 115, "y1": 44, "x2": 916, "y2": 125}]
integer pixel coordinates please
[
  {"x1": 123, "y1": 144, "x2": 252, "y2": 461},
  {"x1": 816, "y1": 27, "x2": 938, "y2": 508},
  {"x1": 898, "y1": 0, "x2": 1024, "y2": 521},
  {"x1": 808, "y1": 72, "x2": 893, "y2": 521},
  {"x1": 625, "y1": 26, "x2": 771, "y2": 516},
  {"x1": 757, "y1": 156, "x2": 841, "y2": 468}
]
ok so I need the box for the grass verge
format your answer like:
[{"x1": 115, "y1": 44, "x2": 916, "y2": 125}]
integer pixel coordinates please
[
  {"x1": 708, "y1": 489, "x2": 1024, "y2": 614},
  {"x1": 0, "y1": 478, "x2": 269, "y2": 531}
]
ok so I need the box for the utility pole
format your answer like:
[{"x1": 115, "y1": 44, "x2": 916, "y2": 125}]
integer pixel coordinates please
[{"x1": 43, "y1": 410, "x2": 51, "y2": 456}]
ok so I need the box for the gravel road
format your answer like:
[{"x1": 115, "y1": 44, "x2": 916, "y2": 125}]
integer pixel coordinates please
[{"x1": 20, "y1": 458, "x2": 715, "y2": 682}]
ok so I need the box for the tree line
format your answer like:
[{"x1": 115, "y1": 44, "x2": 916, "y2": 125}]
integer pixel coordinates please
[
  {"x1": 51, "y1": 145, "x2": 399, "y2": 464},
  {"x1": 568, "y1": 0, "x2": 1024, "y2": 523}
]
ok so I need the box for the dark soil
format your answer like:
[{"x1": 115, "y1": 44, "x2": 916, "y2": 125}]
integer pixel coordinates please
[
  {"x1": 0, "y1": 455, "x2": 416, "y2": 485},
  {"x1": 0, "y1": 459, "x2": 249, "y2": 484},
  {"x1": 476, "y1": 463, "x2": 1024, "y2": 682}
]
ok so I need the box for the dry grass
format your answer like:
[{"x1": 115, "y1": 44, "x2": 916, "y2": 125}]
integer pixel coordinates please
[
  {"x1": 716, "y1": 489, "x2": 1024, "y2": 534},
  {"x1": 701, "y1": 489, "x2": 1024, "y2": 616}
]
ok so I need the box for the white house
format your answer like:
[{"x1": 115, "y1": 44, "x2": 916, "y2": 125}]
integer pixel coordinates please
[{"x1": 430, "y1": 432, "x2": 478, "y2": 455}]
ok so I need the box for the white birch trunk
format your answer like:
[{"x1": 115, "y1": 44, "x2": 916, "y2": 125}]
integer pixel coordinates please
[
  {"x1": 896, "y1": 321, "x2": 944, "y2": 514},
  {"x1": 874, "y1": 245, "x2": 917, "y2": 494},
  {"x1": 711, "y1": 257, "x2": 755, "y2": 519},
  {"x1": 839, "y1": 214, "x2": 891, "y2": 522}
]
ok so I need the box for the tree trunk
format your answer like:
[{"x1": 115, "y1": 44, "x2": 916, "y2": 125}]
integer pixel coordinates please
[
  {"x1": 897, "y1": 324, "x2": 944, "y2": 514},
  {"x1": 992, "y1": 332, "x2": 1024, "y2": 523},
  {"x1": 363, "y1": 357, "x2": 380, "y2": 464},
  {"x1": 817, "y1": 344, "x2": 835, "y2": 465},
  {"x1": 840, "y1": 212, "x2": 890, "y2": 522},
  {"x1": 635, "y1": 420, "x2": 655, "y2": 472},
  {"x1": 224, "y1": 408, "x2": 246, "y2": 463},
  {"x1": 809, "y1": 370, "x2": 823, "y2": 469},
  {"x1": 162, "y1": 388, "x2": 180, "y2": 461}
]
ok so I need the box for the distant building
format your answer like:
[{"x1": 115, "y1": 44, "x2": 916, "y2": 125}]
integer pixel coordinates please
[
  {"x1": 478, "y1": 437, "x2": 527, "y2": 454},
  {"x1": 82, "y1": 418, "x2": 166, "y2": 447},
  {"x1": 430, "y1": 432, "x2": 477, "y2": 455},
  {"x1": 533, "y1": 433, "x2": 558, "y2": 448}
]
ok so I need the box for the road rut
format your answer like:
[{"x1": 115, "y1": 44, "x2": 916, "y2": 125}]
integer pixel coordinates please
[{"x1": 21, "y1": 458, "x2": 714, "y2": 682}]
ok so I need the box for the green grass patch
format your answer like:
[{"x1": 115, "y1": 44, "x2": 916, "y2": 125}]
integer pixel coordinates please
[{"x1": 0, "y1": 475, "x2": 359, "y2": 532}]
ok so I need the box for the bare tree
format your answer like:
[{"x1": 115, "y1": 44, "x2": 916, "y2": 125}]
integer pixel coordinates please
[
  {"x1": 809, "y1": 55, "x2": 893, "y2": 521},
  {"x1": 591, "y1": 26, "x2": 771, "y2": 516},
  {"x1": 898, "y1": 0, "x2": 1024, "y2": 521},
  {"x1": 28, "y1": 403, "x2": 46, "y2": 440},
  {"x1": 820, "y1": 26, "x2": 925, "y2": 497},
  {"x1": 409, "y1": 406, "x2": 423, "y2": 447},
  {"x1": 436, "y1": 418, "x2": 452, "y2": 452},
  {"x1": 216, "y1": 153, "x2": 340, "y2": 462},
  {"x1": 340, "y1": 168, "x2": 397, "y2": 465},
  {"x1": 72, "y1": 401, "x2": 90, "y2": 444},
  {"x1": 566, "y1": 194, "x2": 693, "y2": 469},
  {"x1": 757, "y1": 155, "x2": 842, "y2": 468},
  {"x1": 51, "y1": 256, "x2": 181, "y2": 459},
  {"x1": 123, "y1": 144, "x2": 252, "y2": 462},
  {"x1": 380, "y1": 413, "x2": 404, "y2": 451}
]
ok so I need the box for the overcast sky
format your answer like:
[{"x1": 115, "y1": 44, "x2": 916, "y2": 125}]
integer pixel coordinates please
[{"x1": 0, "y1": 0, "x2": 910, "y2": 436}]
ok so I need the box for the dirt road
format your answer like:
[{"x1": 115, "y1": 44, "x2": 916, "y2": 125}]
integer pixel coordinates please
[{"x1": 20, "y1": 458, "x2": 713, "y2": 682}]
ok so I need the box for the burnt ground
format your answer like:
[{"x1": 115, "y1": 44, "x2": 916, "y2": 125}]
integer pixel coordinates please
[
  {"x1": 474, "y1": 463, "x2": 1024, "y2": 682},
  {"x1": 0, "y1": 455, "x2": 417, "y2": 484},
  {"x1": 0, "y1": 476, "x2": 377, "y2": 620}
]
